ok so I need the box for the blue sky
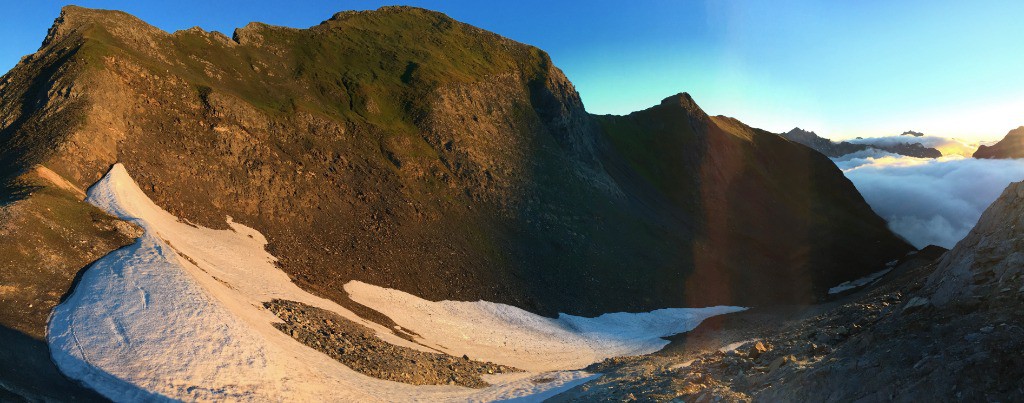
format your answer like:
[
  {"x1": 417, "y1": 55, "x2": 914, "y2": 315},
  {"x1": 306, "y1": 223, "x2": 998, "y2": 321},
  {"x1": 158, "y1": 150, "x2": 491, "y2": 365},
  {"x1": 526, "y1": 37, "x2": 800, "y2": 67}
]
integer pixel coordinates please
[{"x1": 3, "y1": 1, "x2": 1023, "y2": 140}]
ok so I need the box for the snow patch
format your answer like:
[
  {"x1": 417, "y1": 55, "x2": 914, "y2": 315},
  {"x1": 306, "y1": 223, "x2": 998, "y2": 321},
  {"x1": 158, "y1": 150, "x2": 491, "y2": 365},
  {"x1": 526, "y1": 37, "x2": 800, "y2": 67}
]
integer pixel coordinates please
[
  {"x1": 669, "y1": 359, "x2": 696, "y2": 370},
  {"x1": 48, "y1": 164, "x2": 742, "y2": 401},
  {"x1": 827, "y1": 266, "x2": 894, "y2": 295},
  {"x1": 345, "y1": 281, "x2": 745, "y2": 372},
  {"x1": 718, "y1": 340, "x2": 755, "y2": 354}
]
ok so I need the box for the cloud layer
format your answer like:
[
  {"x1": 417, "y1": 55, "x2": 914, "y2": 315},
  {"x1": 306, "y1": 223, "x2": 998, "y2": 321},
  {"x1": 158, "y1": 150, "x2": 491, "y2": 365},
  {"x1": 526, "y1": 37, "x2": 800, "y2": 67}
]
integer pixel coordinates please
[
  {"x1": 846, "y1": 135, "x2": 983, "y2": 157},
  {"x1": 836, "y1": 153, "x2": 1024, "y2": 248}
]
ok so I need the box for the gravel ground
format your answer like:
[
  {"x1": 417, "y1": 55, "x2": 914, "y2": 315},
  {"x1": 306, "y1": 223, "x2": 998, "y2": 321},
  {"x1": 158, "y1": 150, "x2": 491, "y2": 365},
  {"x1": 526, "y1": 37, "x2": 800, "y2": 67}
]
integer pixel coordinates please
[
  {"x1": 552, "y1": 246, "x2": 1024, "y2": 402},
  {"x1": 264, "y1": 299, "x2": 519, "y2": 388}
]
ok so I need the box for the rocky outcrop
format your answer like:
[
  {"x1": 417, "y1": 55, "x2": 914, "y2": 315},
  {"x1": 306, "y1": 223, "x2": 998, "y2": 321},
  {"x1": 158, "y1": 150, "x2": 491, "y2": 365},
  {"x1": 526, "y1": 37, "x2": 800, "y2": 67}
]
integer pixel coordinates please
[
  {"x1": 974, "y1": 126, "x2": 1024, "y2": 159},
  {"x1": 876, "y1": 141, "x2": 943, "y2": 158},
  {"x1": 927, "y1": 181, "x2": 1024, "y2": 306},
  {"x1": 265, "y1": 299, "x2": 518, "y2": 388}
]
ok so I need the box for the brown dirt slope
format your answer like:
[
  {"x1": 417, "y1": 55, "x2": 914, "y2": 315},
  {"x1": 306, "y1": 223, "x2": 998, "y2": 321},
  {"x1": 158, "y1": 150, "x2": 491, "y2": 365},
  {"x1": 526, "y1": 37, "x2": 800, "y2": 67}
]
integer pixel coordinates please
[{"x1": 0, "y1": 167, "x2": 136, "y2": 401}]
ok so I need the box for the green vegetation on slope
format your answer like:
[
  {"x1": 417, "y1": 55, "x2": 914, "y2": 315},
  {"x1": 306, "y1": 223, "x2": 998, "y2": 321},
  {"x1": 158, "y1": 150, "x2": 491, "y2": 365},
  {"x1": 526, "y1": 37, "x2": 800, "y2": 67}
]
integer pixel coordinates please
[
  {"x1": 0, "y1": 6, "x2": 913, "y2": 318},
  {"x1": 0, "y1": 169, "x2": 137, "y2": 338}
]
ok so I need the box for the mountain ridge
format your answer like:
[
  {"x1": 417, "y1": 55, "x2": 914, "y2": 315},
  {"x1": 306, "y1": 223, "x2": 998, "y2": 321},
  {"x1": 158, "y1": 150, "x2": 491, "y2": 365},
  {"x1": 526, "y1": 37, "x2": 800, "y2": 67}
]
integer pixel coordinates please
[
  {"x1": 1, "y1": 5, "x2": 909, "y2": 319},
  {"x1": 779, "y1": 127, "x2": 943, "y2": 158},
  {"x1": 973, "y1": 126, "x2": 1024, "y2": 159}
]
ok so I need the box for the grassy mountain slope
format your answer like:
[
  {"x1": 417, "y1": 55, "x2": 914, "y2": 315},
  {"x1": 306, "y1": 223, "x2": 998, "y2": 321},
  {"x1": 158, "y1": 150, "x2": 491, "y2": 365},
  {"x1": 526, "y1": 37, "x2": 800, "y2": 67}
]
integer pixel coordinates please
[
  {"x1": 0, "y1": 6, "x2": 910, "y2": 319},
  {"x1": 0, "y1": 167, "x2": 134, "y2": 401}
]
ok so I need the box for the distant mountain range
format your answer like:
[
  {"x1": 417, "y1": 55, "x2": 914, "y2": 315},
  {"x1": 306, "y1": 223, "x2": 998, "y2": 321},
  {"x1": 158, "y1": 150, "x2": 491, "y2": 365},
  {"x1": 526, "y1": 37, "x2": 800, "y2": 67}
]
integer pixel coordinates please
[{"x1": 779, "y1": 128, "x2": 942, "y2": 158}]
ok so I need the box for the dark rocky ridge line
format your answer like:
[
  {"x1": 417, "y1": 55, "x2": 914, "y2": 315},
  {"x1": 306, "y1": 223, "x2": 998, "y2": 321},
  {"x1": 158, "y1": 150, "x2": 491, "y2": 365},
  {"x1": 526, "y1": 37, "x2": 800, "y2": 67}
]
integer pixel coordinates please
[{"x1": 778, "y1": 127, "x2": 868, "y2": 158}]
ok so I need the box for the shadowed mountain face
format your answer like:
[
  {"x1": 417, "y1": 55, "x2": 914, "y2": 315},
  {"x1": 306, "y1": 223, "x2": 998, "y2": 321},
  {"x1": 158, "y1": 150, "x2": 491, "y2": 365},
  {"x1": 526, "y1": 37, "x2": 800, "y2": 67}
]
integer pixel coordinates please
[
  {"x1": 597, "y1": 97, "x2": 912, "y2": 306},
  {"x1": 0, "y1": 6, "x2": 910, "y2": 318},
  {"x1": 974, "y1": 126, "x2": 1024, "y2": 159}
]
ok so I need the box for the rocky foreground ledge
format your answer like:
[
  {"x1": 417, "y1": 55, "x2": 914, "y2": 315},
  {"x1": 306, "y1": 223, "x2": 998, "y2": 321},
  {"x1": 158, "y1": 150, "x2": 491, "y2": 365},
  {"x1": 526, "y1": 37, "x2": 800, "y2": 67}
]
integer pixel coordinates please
[{"x1": 553, "y1": 242, "x2": 1024, "y2": 402}]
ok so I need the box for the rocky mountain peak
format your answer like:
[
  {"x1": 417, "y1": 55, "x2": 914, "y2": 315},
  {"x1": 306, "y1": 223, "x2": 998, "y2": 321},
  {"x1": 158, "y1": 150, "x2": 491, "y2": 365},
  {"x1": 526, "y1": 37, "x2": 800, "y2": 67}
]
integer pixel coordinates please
[
  {"x1": 173, "y1": 26, "x2": 235, "y2": 46},
  {"x1": 42, "y1": 5, "x2": 166, "y2": 49},
  {"x1": 660, "y1": 92, "x2": 704, "y2": 113},
  {"x1": 779, "y1": 127, "x2": 942, "y2": 158},
  {"x1": 783, "y1": 127, "x2": 821, "y2": 141},
  {"x1": 654, "y1": 92, "x2": 712, "y2": 134},
  {"x1": 974, "y1": 126, "x2": 1024, "y2": 159},
  {"x1": 1, "y1": 4, "x2": 910, "y2": 321},
  {"x1": 230, "y1": 22, "x2": 278, "y2": 46}
]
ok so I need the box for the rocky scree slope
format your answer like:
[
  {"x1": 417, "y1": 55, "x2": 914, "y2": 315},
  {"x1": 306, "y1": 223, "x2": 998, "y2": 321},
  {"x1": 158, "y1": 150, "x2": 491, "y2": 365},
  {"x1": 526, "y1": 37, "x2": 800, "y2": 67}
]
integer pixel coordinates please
[
  {"x1": 555, "y1": 181, "x2": 1024, "y2": 401},
  {"x1": 1, "y1": 6, "x2": 909, "y2": 322},
  {"x1": 927, "y1": 180, "x2": 1024, "y2": 306}
]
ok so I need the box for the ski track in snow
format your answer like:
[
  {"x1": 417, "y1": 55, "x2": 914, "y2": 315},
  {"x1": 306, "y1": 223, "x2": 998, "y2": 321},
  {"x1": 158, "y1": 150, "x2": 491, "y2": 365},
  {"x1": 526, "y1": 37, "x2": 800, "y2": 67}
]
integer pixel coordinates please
[{"x1": 47, "y1": 163, "x2": 744, "y2": 402}]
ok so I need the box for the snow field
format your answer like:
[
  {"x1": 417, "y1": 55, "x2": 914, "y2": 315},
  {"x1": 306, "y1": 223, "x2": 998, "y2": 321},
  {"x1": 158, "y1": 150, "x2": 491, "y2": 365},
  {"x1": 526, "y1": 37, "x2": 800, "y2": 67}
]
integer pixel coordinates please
[{"x1": 49, "y1": 163, "x2": 743, "y2": 401}]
